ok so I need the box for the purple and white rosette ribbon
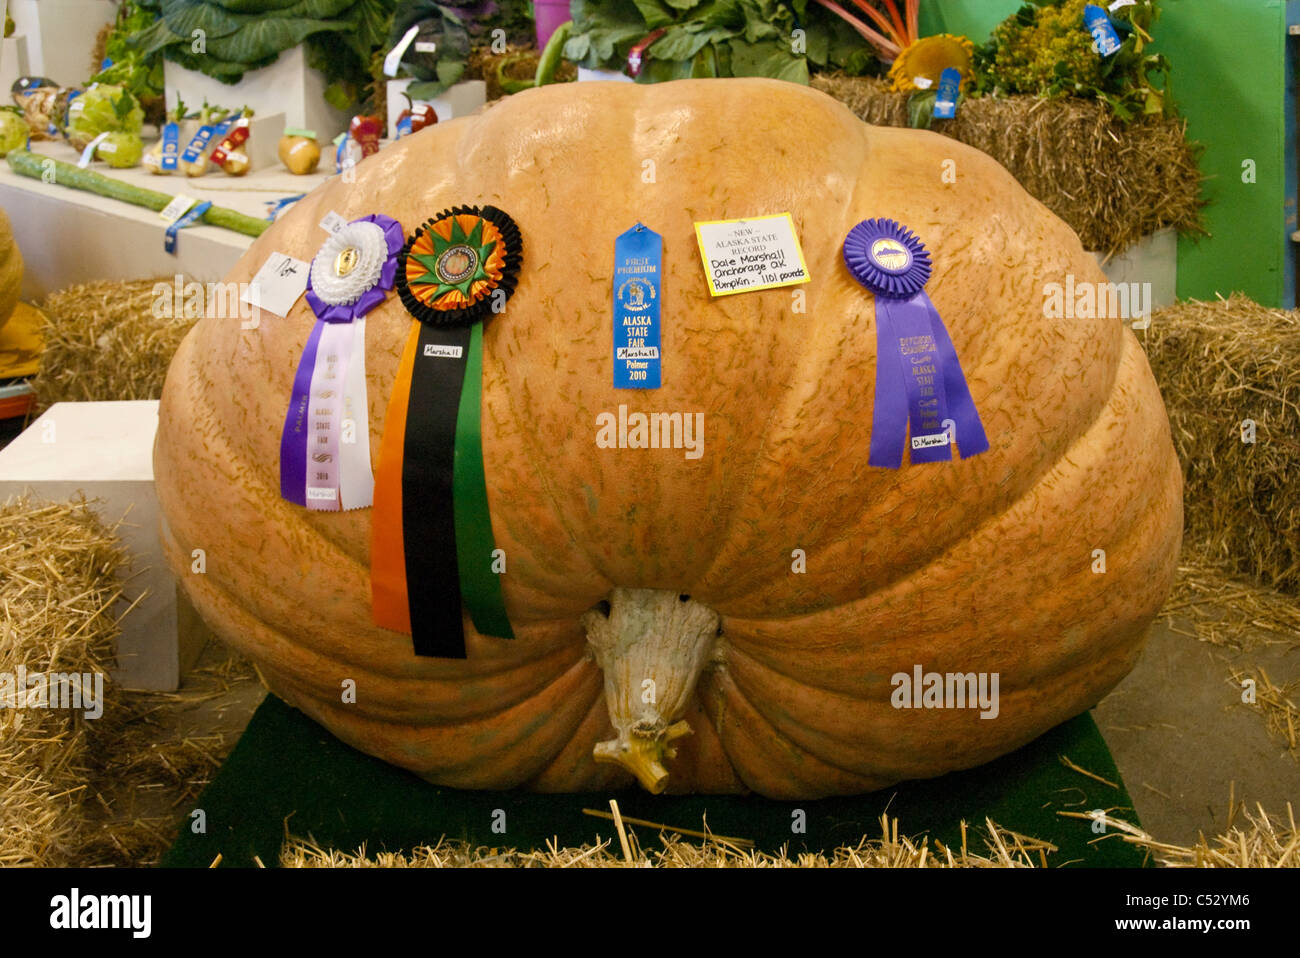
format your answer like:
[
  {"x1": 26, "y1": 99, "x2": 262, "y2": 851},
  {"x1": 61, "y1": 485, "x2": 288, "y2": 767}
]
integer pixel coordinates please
[
  {"x1": 844, "y1": 218, "x2": 989, "y2": 469},
  {"x1": 280, "y1": 213, "x2": 403, "y2": 510}
]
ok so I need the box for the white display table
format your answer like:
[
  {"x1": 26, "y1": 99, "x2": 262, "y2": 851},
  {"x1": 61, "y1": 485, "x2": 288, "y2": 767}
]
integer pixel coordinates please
[
  {"x1": 0, "y1": 138, "x2": 331, "y2": 300},
  {"x1": 0, "y1": 401, "x2": 207, "y2": 691}
]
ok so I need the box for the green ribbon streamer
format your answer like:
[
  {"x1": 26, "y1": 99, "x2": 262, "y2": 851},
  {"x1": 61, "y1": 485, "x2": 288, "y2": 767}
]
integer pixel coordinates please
[{"x1": 452, "y1": 323, "x2": 515, "y2": 639}]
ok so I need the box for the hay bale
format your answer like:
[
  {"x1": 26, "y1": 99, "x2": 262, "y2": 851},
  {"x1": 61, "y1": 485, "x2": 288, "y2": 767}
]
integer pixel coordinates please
[
  {"x1": 34, "y1": 278, "x2": 197, "y2": 410},
  {"x1": 281, "y1": 814, "x2": 1054, "y2": 868},
  {"x1": 1144, "y1": 295, "x2": 1300, "y2": 595},
  {"x1": 0, "y1": 495, "x2": 126, "y2": 866},
  {"x1": 811, "y1": 75, "x2": 1205, "y2": 258}
]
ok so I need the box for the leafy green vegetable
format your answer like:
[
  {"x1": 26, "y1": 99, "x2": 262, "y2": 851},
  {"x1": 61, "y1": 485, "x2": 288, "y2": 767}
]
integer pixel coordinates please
[
  {"x1": 564, "y1": 0, "x2": 874, "y2": 83},
  {"x1": 88, "y1": 1, "x2": 166, "y2": 123},
  {"x1": 385, "y1": 0, "x2": 530, "y2": 100},
  {"x1": 0, "y1": 111, "x2": 28, "y2": 157},
  {"x1": 130, "y1": 0, "x2": 397, "y2": 111},
  {"x1": 973, "y1": 0, "x2": 1171, "y2": 122},
  {"x1": 96, "y1": 131, "x2": 146, "y2": 167},
  {"x1": 67, "y1": 85, "x2": 145, "y2": 151}
]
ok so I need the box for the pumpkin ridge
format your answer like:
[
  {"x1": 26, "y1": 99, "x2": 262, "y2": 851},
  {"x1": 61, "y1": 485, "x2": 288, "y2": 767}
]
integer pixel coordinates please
[
  {"x1": 701, "y1": 665, "x2": 888, "y2": 796},
  {"x1": 711, "y1": 331, "x2": 1160, "y2": 634},
  {"x1": 164, "y1": 526, "x2": 594, "y2": 720},
  {"x1": 489, "y1": 349, "x2": 617, "y2": 598},
  {"x1": 715, "y1": 434, "x2": 1181, "y2": 722},
  {"x1": 708, "y1": 276, "x2": 1127, "y2": 615},
  {"x1": 276, "y1": 653, "x2": 606, "y2": 787}
]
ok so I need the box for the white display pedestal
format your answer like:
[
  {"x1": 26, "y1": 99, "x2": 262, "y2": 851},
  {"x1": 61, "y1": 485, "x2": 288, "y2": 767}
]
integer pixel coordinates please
[
  {"x1": 0, "y1": 35, "x2": 31, "y2": 94},
  {"x1": 9, "y1": 0, "x2": 117, "y2": 86},
  {"x1": 384, "y1": 79, "x2": 487, "y2": 142},
  {"x1": 0, "y1": 401, "x2": 208, "y2": 691},
  {"x1": 165, "y1": 46, "x2": 351, "y2": 143},
  {"x1": 577, "y1": 68, "x2": 633, "y2": 83},
  {"x1": 1091, "y1": 228, "x2": 1177, "y2": 327}
]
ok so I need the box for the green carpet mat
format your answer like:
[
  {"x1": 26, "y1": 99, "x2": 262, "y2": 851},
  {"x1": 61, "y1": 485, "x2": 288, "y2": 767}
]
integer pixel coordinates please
[{"x1": 163, "y1": 695, "x2": 1146, "y2": 867}]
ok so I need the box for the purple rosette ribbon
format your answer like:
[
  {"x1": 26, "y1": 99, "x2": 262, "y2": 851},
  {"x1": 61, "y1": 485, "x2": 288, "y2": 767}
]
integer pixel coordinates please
[
  {"x1": 280, "y1": 213, "x2": 402, "y2": 508},
  {"x1": 844, "y1": 218, "x2": 989, "y2": 469}
]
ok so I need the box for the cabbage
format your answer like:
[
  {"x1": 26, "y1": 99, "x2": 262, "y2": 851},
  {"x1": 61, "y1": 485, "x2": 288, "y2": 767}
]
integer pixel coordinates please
[
  {"x1": 0, "y1": 111, "x2": 26, "y2": 156},
  {"x1": 66, "y1": 84, "x2": 144, "y2": 151},
  {"x1": 95, "y1": 131, "x2": 145, "y2": 169}
]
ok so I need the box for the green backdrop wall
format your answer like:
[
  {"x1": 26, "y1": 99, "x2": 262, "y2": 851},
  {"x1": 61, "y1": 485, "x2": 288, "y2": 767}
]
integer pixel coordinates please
[{"x1": 918, "y1": 0, "x2": 1291, "y2": 307}]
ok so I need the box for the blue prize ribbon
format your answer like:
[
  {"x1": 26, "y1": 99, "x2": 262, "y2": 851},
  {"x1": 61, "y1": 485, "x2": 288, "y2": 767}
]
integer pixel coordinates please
[
  {"x1": 161, "y1": 122, "x2": 180, "y2": 171},
  {"x1": 1084, "y1": 4, "x2": 1122, "y2": 57},
  {"x1": 164, "y1": 200, "x2": 212, "y2": 254},
  {"x1": 844, "y1": 218, "x2": 989, "y2": 468},
  {"x1": 612, "y1": 223, "x2": 663, "y2": 389},
  {"x1": 933, "y1": 67, "x2": 961, "y2": 120}
]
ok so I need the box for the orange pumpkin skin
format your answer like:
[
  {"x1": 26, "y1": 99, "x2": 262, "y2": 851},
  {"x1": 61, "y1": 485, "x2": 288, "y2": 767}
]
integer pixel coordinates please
[{"x1": 154, "y1": 79, "x2": 1181, "y2": 798}]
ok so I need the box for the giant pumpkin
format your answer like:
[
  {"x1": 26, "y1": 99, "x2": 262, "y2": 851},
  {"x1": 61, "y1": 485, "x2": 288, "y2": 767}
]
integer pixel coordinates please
[{"x1": 154, "y1": 79, "x2": 1182, "y2": 798}]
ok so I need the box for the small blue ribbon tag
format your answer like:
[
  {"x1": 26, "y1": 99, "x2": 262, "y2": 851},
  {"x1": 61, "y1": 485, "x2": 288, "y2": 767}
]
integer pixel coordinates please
[
  {"x1": 1084, "y1": 4, "x2": 1122, "y2": 57},
  {"x1": 165, "y1": 200, "x2": 212, "y2": 254},
  {"x1": 613, "y1": 223, "x2": 663, "y2": 389},
  {"x1": 933, "y1": 67, "x2": 961, "y2": 120},
  {"x1": 395, "y1": 114, "x2": 412, "y2": 139},
  {"x1": 161, "y1": 122, "x2": 180, "y2": 171},
  {"x1": 265, "y1": 194, "x2": 306, "y2": 222},
  {"x1": 180, "y1": 117, "x2": 233, "y2": 164}
]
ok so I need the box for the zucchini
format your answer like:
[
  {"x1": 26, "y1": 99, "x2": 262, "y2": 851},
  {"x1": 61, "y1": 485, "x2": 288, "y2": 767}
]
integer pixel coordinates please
[{"x1": 6, "y1": 149, "x2": 269, "y2": 239}]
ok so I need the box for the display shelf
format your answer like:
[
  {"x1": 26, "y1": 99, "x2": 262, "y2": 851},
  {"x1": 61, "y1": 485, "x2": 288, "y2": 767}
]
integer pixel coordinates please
[{"x1": 0, "y1": 138, "x2": 332, "y2": 299}]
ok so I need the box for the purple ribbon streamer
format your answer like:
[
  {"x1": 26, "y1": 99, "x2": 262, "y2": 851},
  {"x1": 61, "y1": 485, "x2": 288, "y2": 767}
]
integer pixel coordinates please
[
  {"x1": 279, "y1": 318, "x2": 325, "y2": 505},
  {"x1": 932, "y1": 302, "x2": 990, "y2": 458},
  {"x1": 282, "y1": 212, "x2": 403, "y2": 507},
  {"x1": 869, "y1": 292, "x2": 986, "y2": 468}
]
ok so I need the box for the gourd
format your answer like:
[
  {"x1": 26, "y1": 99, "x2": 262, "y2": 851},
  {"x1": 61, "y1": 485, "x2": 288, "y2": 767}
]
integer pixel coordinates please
[
  {"x1": 0, "y1": 209, "x2": 23, "y2": 331},
  {"x1": 154, "y1": 79, "x2": 1182, "y2": 798}
]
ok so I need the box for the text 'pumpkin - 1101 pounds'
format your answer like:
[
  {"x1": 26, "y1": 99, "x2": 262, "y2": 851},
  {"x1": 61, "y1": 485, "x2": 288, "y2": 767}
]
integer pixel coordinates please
[{"x1": 154, "y1": 78, "x2": 1181, "y2": 799}]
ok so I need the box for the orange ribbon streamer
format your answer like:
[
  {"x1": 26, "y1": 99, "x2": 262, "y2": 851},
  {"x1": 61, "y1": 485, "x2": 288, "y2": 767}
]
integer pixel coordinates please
[{"x1": 369, "y1": 321, "x2": 422, "y2": 632}]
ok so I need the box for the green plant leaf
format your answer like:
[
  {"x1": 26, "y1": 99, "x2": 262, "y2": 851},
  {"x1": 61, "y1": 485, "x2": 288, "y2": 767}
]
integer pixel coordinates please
[
  {"x1": 727, "y1": 37, "x2": 805, "y2": 83},
  {"x1": 649, "y1": 23, "x2": 731, "y2": 60},
  {"x1": 205, "y1": 16, "x2": 353, "y2": 63},
  {"x1": 631, "y1": 0, "x2": 675, "y2": 29}
]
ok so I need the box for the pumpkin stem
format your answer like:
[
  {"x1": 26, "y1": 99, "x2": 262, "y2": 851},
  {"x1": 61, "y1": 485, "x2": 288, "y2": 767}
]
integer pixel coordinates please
[{"x1": 582, "y1": 588, "x2": 720, "y2": 794}]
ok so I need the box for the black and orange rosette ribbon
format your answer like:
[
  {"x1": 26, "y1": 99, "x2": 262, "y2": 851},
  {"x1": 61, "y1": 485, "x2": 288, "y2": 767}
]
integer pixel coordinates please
[{"x1": 371, "y1": 205, "x2": 522, "y2": 658}]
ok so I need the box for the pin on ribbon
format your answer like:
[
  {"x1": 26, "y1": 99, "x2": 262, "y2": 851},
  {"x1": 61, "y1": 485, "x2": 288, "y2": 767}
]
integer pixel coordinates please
[
  {"x1": 844, "y1": 218, "x2": 989, "y2": 468},
  {"x1": 373, "y1": 205, "x2": 522, "y2": 659},
  {"x1": 279, "y1": 213, "x2": 402, "y2": 513}
]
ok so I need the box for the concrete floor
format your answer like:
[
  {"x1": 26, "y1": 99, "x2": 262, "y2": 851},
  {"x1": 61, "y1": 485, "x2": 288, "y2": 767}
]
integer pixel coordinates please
[{"x1": 1095, "y1": 616, "x2": 1299, "y2": 845}]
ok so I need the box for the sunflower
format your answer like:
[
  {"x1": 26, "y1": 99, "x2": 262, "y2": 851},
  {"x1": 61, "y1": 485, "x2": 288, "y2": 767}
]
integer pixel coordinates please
[{"x1": 887, "y1": 33, "x2": 975, "y2": 93}]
